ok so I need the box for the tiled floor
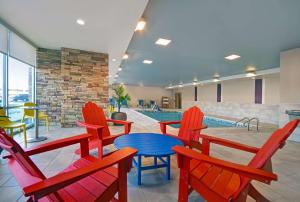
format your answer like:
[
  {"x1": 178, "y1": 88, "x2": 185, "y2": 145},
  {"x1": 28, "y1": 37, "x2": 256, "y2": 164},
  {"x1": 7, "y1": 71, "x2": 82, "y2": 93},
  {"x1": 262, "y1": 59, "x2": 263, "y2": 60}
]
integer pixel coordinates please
[{"x1": 0, "y1": 109, "x2": 300, "y2": 201}]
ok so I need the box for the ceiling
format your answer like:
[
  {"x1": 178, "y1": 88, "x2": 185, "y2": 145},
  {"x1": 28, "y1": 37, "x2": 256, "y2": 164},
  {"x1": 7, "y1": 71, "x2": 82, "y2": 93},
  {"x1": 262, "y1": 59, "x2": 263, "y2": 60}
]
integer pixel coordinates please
[
  {"x1": 118, "y1": 0, "x2": 300, "y2": 86},
  {"x1": 0, "y1": 0, "x2": 148, "y2": 79}
]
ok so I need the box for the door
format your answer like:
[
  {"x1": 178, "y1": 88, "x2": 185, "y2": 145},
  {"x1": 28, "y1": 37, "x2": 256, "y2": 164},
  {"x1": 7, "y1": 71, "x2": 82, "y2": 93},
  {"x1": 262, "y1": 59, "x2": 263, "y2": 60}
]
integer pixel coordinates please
[{"x1": 175, "y1": 93, "x2": 182, "y2": 109}]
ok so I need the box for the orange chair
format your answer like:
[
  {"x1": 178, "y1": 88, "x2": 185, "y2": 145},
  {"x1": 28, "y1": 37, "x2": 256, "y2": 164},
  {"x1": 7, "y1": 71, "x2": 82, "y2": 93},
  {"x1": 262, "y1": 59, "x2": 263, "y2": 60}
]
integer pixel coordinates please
[
  {"x1": 0, "y1": 128, "x2": 137, "y2": 202},
  {"x1": 173, "y1": 119, "x2": 299, "y2": 202},
  {"x1": 160, "y1": 106, "x2": 207, "y2": 146},
  {"x1": 76, "y1": 102, "x2": 133, "y2": 158}
]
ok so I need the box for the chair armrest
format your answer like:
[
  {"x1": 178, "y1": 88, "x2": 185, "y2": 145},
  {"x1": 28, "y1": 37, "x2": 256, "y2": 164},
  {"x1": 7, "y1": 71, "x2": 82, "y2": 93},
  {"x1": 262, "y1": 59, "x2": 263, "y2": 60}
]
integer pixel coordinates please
[
  {"x1": 3, "y1": 134, "x2": 92, "y2": 159},
  {"x1": 159, "y1": 121, "x2": 181, "y2": 134},
  {"x1": 173, "y1": 146, "x2": 277, "y2": 184},
  {"x1": 106, "y1": 119, "x2": 133, "y2": 134},
  {"x1": 76, "y1": 121, "x2": 104, "y2": 139},
  {"x1": 189, "y1": 125, "x2": 208, "y2": 132},
  {"x1": 106, "y1": 119, "x2": 133, "y2": 125},
  {"x1": 77, "y1": 121, "x2": 104, "y2": 130},
  {"x1": 23, "y1": 147, "x2": 138, "y2": 199},
  {"x1": 159, "y1": 120, "x2": 181, "y2": 125},
  {"x1": 199, "y1": 134, "x2": 260, "y2": 155}
]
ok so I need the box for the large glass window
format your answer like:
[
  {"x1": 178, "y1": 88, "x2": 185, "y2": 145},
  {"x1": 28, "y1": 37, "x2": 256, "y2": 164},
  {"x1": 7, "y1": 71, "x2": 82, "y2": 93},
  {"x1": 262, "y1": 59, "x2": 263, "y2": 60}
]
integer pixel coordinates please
[
  {"x1": 0, "y1": 53, "x2": 3, "y2": 107},
  {"x1": 0, "y1": 23, "x2": 36, "y2": 124},
  {"x1": 8, "y1": 57, "x2": 34, "y2": 121}
]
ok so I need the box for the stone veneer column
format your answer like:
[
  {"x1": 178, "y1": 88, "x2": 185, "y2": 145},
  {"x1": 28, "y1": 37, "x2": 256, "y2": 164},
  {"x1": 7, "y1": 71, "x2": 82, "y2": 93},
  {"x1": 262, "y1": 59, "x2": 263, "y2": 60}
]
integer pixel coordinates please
[
  {"x1": 60, "y1": 48, "x2": 108, "y2": 127},
  {"x1": 36, "y1": 48, "x2": 62, "y2": 125},
  {"x1": 36, "y1": 47, "x2": 109, "y2": 127}
]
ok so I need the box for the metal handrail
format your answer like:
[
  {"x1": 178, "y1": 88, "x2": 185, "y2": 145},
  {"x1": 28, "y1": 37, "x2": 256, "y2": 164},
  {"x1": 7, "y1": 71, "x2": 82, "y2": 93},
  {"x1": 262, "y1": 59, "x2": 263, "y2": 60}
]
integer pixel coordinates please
[
  {"x1": 247, "y1": 117, "x2": 259, "y2": 131},
  {"x1": 235, "y1": 117, "x2": 250, "y2": 126},
  {"x1": 235, "y1": 117, "x2": 259, "y2": 131}
]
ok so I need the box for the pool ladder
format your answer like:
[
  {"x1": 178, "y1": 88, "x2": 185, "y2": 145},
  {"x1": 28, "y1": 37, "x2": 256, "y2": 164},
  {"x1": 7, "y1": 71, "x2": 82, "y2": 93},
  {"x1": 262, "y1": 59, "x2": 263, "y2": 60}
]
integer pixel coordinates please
[{"x1": 235, "y1": 117, "x2": 259, "y2": 131}]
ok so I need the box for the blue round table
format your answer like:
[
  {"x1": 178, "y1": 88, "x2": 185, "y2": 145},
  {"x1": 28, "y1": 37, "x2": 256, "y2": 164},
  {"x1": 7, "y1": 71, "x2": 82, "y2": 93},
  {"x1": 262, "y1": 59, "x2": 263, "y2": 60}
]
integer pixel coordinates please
[{"x1": 114, "y1": 133, "x2": 183, "y2": 185}]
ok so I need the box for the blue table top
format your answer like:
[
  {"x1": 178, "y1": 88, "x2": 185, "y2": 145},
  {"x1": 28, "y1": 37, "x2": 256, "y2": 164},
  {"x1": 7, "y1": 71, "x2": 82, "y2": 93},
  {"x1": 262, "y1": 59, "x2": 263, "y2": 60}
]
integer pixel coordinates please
[{"x1": 114, "y1": 133, "x2": 183, "y2": 156}]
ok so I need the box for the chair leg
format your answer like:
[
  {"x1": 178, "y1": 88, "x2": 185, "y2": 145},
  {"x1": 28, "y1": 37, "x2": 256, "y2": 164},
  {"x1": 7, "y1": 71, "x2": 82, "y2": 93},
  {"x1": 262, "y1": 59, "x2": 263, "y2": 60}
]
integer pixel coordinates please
[
  {"x1": 178, "y1": 169, "x2": 189, "y2": 202},
  {"x1": 98, "y1": 141, "x2": 103, "y2": 159},
  {"x1": 45, "y1": 116, "x2": 49, "y2": 131},
  {"x1": 118, "y1": 161, "x2": 128, "y2": 202},
  {"x1": 21, "y1": 115, "x2": 25, "y2": 123},
  {"x1": 248, "y1": 183, "x2": 270, "y2": 202},
  {"x1": 23, "y1": 125, "x2": 27, "y2": 148},
  {"x1": 9, "y1": 128, "x2": 13, "y2": 137}
]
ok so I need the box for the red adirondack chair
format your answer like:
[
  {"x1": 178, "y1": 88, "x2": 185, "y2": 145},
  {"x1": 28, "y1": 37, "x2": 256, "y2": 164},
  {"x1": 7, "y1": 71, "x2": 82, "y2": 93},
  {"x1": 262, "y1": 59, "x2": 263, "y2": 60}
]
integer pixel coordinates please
[
  {"x1": 159, "y1": 106, "x2": 207, "y2": 146},
  {"x1": 0, "y1": 128, "x2": 137, "y2": 202},
  {"x1": 173, "y1": 119, "x2": 299, "y2": 202},
  {"x1": 76, "y1": 101, "x2": 133, "y2": 158}
]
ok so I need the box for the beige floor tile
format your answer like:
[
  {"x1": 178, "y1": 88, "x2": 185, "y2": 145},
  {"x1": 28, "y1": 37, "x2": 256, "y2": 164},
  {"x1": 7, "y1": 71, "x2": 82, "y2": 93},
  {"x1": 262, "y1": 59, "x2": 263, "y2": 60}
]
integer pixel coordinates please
[{"x1": 0, "y1": 108, "x2": 299, "y2": 201}]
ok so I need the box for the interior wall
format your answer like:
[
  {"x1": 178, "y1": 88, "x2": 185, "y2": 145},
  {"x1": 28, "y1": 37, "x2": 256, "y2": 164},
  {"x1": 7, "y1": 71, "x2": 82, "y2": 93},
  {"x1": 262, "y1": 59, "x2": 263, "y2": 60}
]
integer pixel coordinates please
[
  {"x1": 280, "y1": 48, "x2": 300, "y2": 104},
  {"x1": 176, "y1": 74, "x2": 280, "y2": 105},
  {"x1": 112, "y1": 84, "x2": 172, "y2": 107},
  {"x1": 279, "y1": 48, "x2": 300, "y2": 142},
  {"x1": 264, "y1": 74, "x2": 280, "y2": 104},
  {"x1": 174, "y1": 84, "x2": 217, "y2": 102},
  {"x1": 222, "y1": 78, "x2": 255, "y2": 103}
]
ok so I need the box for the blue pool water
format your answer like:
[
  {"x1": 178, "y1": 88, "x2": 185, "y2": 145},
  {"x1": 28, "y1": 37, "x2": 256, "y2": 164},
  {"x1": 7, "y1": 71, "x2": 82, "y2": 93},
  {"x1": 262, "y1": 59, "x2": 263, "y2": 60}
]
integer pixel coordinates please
[{"x1": 138, "y1": 110, "x2": 238, "y2": 128}]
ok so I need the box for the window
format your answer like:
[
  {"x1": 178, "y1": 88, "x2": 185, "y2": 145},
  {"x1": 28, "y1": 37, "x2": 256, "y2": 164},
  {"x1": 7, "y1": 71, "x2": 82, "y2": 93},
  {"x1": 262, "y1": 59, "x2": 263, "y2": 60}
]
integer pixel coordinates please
[
  {"x1": 217, "y1": 83, "x2": 222, "y2": 102},
  {"x1": 8, "y1": 57, "x2": 34, "y2": 121},
  {"x1": 255, "y1": 79, "x2": 263, "y2": 104},
  {"x1": 0, "y1": 23, "x2": 36, "y2": 124},
  {"x1": 0, "y1": 53, "x2": 4, "y2": 106}
]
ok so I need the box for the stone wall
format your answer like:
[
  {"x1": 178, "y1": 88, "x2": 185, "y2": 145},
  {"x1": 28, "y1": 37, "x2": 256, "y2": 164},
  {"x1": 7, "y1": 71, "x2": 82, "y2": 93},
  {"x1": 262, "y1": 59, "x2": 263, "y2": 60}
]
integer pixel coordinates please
[
  {"x1": 36, "y1": 47, "x2": 108, "y2": 127},
  {"x1": 60, "y1": 48, "x2": 108, "y2": 127},
  {"x1": 36, "y1": 48, "x2": 62, "y2": 125},
  {"x1": 183, "y1": 101, "x2": 279, "y2": 125}
]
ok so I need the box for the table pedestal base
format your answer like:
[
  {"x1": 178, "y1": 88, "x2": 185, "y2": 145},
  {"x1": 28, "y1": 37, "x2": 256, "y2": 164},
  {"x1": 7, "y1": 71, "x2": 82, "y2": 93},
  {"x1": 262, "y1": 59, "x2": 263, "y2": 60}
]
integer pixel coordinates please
[
  {"x1": 133, "y1": 155, "x2": 171, "y2": 185},
  {"x1": 27, "y1": 136, "x2": 47, "y2": 143}
]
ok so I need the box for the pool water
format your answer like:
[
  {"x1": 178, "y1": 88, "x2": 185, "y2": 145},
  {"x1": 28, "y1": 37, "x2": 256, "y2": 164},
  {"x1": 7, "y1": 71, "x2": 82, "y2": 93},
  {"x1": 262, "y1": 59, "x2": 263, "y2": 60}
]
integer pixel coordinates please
[{"x1": 138, "y1": 110, "x2": 238, "y2": 128}]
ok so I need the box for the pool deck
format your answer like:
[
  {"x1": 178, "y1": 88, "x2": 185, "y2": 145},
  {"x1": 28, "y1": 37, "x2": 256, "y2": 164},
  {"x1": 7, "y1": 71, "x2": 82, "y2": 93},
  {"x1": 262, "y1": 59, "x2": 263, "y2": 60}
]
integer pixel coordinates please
[{"x1": 0, "y1": 108, "x2": 299, "y2": 201}]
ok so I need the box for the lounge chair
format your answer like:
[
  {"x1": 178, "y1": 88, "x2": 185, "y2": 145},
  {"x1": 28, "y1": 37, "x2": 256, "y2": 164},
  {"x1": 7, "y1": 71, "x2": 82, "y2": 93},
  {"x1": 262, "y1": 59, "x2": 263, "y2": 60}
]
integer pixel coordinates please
[
  {"x1": 0, "y1": 128, "x2": 137, "y2": 202},
  {"x1": 173, "y1": 119, "x2": 299, "y2": 202}
]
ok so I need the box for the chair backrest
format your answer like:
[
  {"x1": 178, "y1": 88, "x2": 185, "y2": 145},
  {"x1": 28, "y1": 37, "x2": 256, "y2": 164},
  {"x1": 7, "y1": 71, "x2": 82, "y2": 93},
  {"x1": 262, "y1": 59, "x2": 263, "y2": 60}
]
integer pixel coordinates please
[
  {"x1": 82, "y1": 102, "x2": 111, "y2": 139},
  {"x1": 248, "y1": 119, "x2": 299, "y2": 168},
  {"x1": 234, "y1": 119, "x2": 299, "y2": 199},
  {"x1": 0, "y1": 128, "x2": 45, "y2": 180},
  {"x1": 0, "y1": 108, "x2": 10, "y2": 123},
  {"x1": 23, "y1": 102, "x2": 36, "y2": 117},
  {"x1": 178, "y1": 106, "x2": 204, "y2": 140}
]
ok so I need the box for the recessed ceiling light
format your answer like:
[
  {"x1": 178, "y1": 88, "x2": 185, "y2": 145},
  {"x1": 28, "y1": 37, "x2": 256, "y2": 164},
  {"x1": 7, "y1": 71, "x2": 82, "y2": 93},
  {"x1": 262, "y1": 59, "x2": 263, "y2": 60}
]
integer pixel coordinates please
[
  {"x1": 123, "y1": 54, "x2": 129, "y2": 59},
  {"x1": 112, "y1": 58, "x2": 116, "y2": 62},
  {"x1": 118, "y1": 67, "x2": 122, "y2": 71},
  {"x1": 225, "y1": 54, "x2": 240, "y2": 61},
  {"x1": 213, "y1": 73, "x2": 220, "y2": 82},
  {"x1": 143, "y1": 60, "x2": 153, "y2": 64},
  {"x1": 155, "y1": 38, "x2": 172, "y2": 46},
  {"x1": 76, "y1": 19, "x2": 85, "y2": 25},
  {"x1": 135, "y1": 18, "x2": 146, "y2": 31},
  {"x1": 115, "y1": 74, "x2": 119, "y2": 78},
  {"x1": 245, "y1": 65, "x2": 256, "y2": 77},
  {"x1": 246, "y1": 72, "x2": 256, "y2": 77}
]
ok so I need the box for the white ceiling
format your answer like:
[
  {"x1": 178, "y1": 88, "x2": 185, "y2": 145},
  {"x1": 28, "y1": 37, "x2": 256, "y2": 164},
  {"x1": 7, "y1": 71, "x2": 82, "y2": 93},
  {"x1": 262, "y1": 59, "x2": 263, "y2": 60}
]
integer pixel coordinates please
[{"x1": 0, "y1": 0, "x2": 148, "y2": 81}]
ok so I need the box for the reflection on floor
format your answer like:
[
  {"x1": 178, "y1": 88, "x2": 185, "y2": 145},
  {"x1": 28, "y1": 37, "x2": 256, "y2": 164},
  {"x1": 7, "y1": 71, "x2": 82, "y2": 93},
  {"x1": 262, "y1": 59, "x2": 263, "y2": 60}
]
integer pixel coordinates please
[{"x1": 0, "y1": 109, "x2": 300, "y2": 202}]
